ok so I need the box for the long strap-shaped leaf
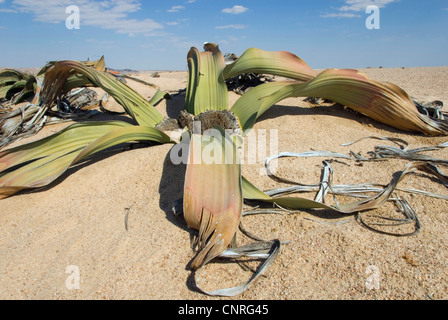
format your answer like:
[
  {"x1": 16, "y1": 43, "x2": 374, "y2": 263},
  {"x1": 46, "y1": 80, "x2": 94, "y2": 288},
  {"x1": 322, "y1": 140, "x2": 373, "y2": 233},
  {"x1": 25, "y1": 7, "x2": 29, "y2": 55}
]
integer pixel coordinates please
[
  {"x1": 40, "y1": 61, "x2": 164, "y2": 128},
  {"x1": 223, "y1": 47, "x2": 318, "y2": 82},
  {"x1": 183, "y1": 130, "x2": 283, "y2": 297},
  {"x1": 232, "y1": 69, "x2": 448, "y2": 135},
  {"x1": 0, "y1": 69, "x2": 30, "y2": 87},
  {"x1": 185, "y1": 44, "x2": 228, "y2": 115},
  {"x1": 0, "y1": 69, "x2": 32, "y2": 100},
  {"x1": 230, "y1": 81, "x2": 297, "y2": 132},
  {"x1": 0, "y1": 122, "x2": 172, "y2": 199},
  {"x1": 0, "y1": 122, "x2": 128, "y2": 170},
  {"x1": 242, "y1": 161, "x2": 447, "y2": 214},
  {"x1": 183, "y1": 129, "x2": 243, "y2": 270}
]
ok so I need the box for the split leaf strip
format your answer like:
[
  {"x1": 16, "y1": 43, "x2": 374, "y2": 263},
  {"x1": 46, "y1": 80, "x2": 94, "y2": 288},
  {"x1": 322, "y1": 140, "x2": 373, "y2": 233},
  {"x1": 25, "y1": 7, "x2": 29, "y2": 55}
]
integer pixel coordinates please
[
  {"x1": 314, "y1": 161, "x2": 334, "y2": 204},
  {"x1": 342, "y1": 136, "x2": 410, "y2": 150},
  {"x1": 194, "y1": 240, "x2": 281, "y2": 297},
  {"x1": 358, "y1": 195, "x2": 422, "y2": 237},
  {"x1": 0, "y1": 104, "x2": 47, "y2": 149},
  {"x1": 343, "y1": 136, "x2": 448, "y2": 166},
  {"x1": 242, "y1": 161, "x2": 447, "y2": 215},
  {"x1": 266, "y1": 182, "x2": 448, "y2": 202},
  {"x1": 374, "y1": 145, "x2": 448, "y2": 165},
  {"x1": 263, "y1": 141, "x2": 448, "y2": 202},
  {"x1": 243, "y1": 158, "x2": 447, "y2": 237}
]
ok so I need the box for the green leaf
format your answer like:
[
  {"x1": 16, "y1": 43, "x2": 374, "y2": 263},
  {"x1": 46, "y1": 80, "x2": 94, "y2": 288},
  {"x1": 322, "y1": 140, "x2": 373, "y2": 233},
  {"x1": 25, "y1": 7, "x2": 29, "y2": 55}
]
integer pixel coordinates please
[
  {"x1": 149, "y1": 89, "x2": 170, "y2": 107},
  {"x1": 232, "y1": 68, "x2": 448, "y2": 135},
  {"x1": 264, "y1": 69, "x2": 448, "y2": 135},
  {"x1": 223, "y1": 48, "x2": 317, "y2": 82},
  {"x1": 185, "y1": 44, "x2": 229, "y2": 115},
  {"x1": 0, "y1": 122, "x2": 172, "y2": 199},
  {"x1": 0, "y1": 69, "x2": 33, "y2": 101},
  {"x1": 0, "y1": 69, "x2": 30, "y2": 86},
  {"x1": 230, "y1": 81, "x2": 296, "y2": 132},
  {"x1": 41, "y1": 60, "x2": 164, "y2": 128},
  {"x1": 0, "y1": 85, "x2": 11, "y2": 100}
]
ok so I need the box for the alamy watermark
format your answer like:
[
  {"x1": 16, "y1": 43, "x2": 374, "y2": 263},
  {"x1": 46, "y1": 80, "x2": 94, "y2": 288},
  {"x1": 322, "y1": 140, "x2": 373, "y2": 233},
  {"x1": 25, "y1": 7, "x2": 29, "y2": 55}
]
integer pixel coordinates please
[
  {"x1": 366, "y1": 5, "x2": 381, "y2": 30},
  {"x1": 365, "y1": 265, "x2": 381, "y2": 290},
  {"x1": 65, "y1": 5, "x2": 380, "y2": 31},
  {"x1": 66, "y1": 5, "x2": 80, "y2": 30},
  {"x1": 169, "y1": 124, "x2": 279, "y2": 176},
  {"x1": 66, "y1": 265, "x2": 80, "y2": 290}
]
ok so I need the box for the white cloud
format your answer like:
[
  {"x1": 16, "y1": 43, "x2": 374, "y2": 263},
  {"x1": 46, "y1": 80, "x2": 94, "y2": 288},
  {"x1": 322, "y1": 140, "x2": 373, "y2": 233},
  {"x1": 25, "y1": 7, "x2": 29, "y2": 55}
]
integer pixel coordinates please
[
  {"x1": 222, "y1": 5, "x2": 248, "y2": 14},
  {"x1": 0, "y1": 0, "x2": 16, "y2": 12},
  {"x1": 215, "y1": 24, "x2": 246, "y2": 29},
  {"x1": 340, "y1": 0, "x2": 398, "y2": 11},
  {"x1": 9, "y1": 0, "x2": 164, "y2": 36},
  {"x1": 167, "y1": 5, "x2": 185, "y2": 13},
  {"x1": 320, "y1": 12, "x2": 361, "y2": 18},
  {"x1": 322, "y1": 0, "x2": 399, "y2": 18},
  {"x1": 0, "y1": 8, "x2": 18, "y2": 12}
]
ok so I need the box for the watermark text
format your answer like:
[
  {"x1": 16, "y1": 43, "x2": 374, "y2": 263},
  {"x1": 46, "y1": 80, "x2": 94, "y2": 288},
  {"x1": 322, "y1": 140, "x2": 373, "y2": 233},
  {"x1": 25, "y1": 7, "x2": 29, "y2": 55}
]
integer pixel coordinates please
[
  {"x1": 366, "y1": 5, "x2": 380, "y2": 30},
  {"x1": 66, "y1": 5, "x2": 80, "y2": 30}
]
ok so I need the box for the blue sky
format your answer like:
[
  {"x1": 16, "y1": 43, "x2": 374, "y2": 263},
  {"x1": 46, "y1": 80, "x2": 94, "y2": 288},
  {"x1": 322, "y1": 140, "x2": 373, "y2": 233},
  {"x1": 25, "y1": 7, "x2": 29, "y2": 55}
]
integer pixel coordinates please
[{"x1": 0, "y1": 0, "x2": 447, "y2": 70}]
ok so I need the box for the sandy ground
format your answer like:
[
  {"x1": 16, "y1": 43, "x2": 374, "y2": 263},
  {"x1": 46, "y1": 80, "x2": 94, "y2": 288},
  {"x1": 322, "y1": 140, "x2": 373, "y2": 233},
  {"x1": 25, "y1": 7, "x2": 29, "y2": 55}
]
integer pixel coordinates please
[{"x1": 0, "y1": 66, "x2": 447, "y2": 300}]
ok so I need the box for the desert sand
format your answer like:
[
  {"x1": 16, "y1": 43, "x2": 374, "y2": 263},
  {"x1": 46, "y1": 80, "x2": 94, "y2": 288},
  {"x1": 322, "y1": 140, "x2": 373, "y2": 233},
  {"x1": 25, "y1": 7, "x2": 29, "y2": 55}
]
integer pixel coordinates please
[{"x1": 0, "y1": 66, "x2": 447, "y2": 300}]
